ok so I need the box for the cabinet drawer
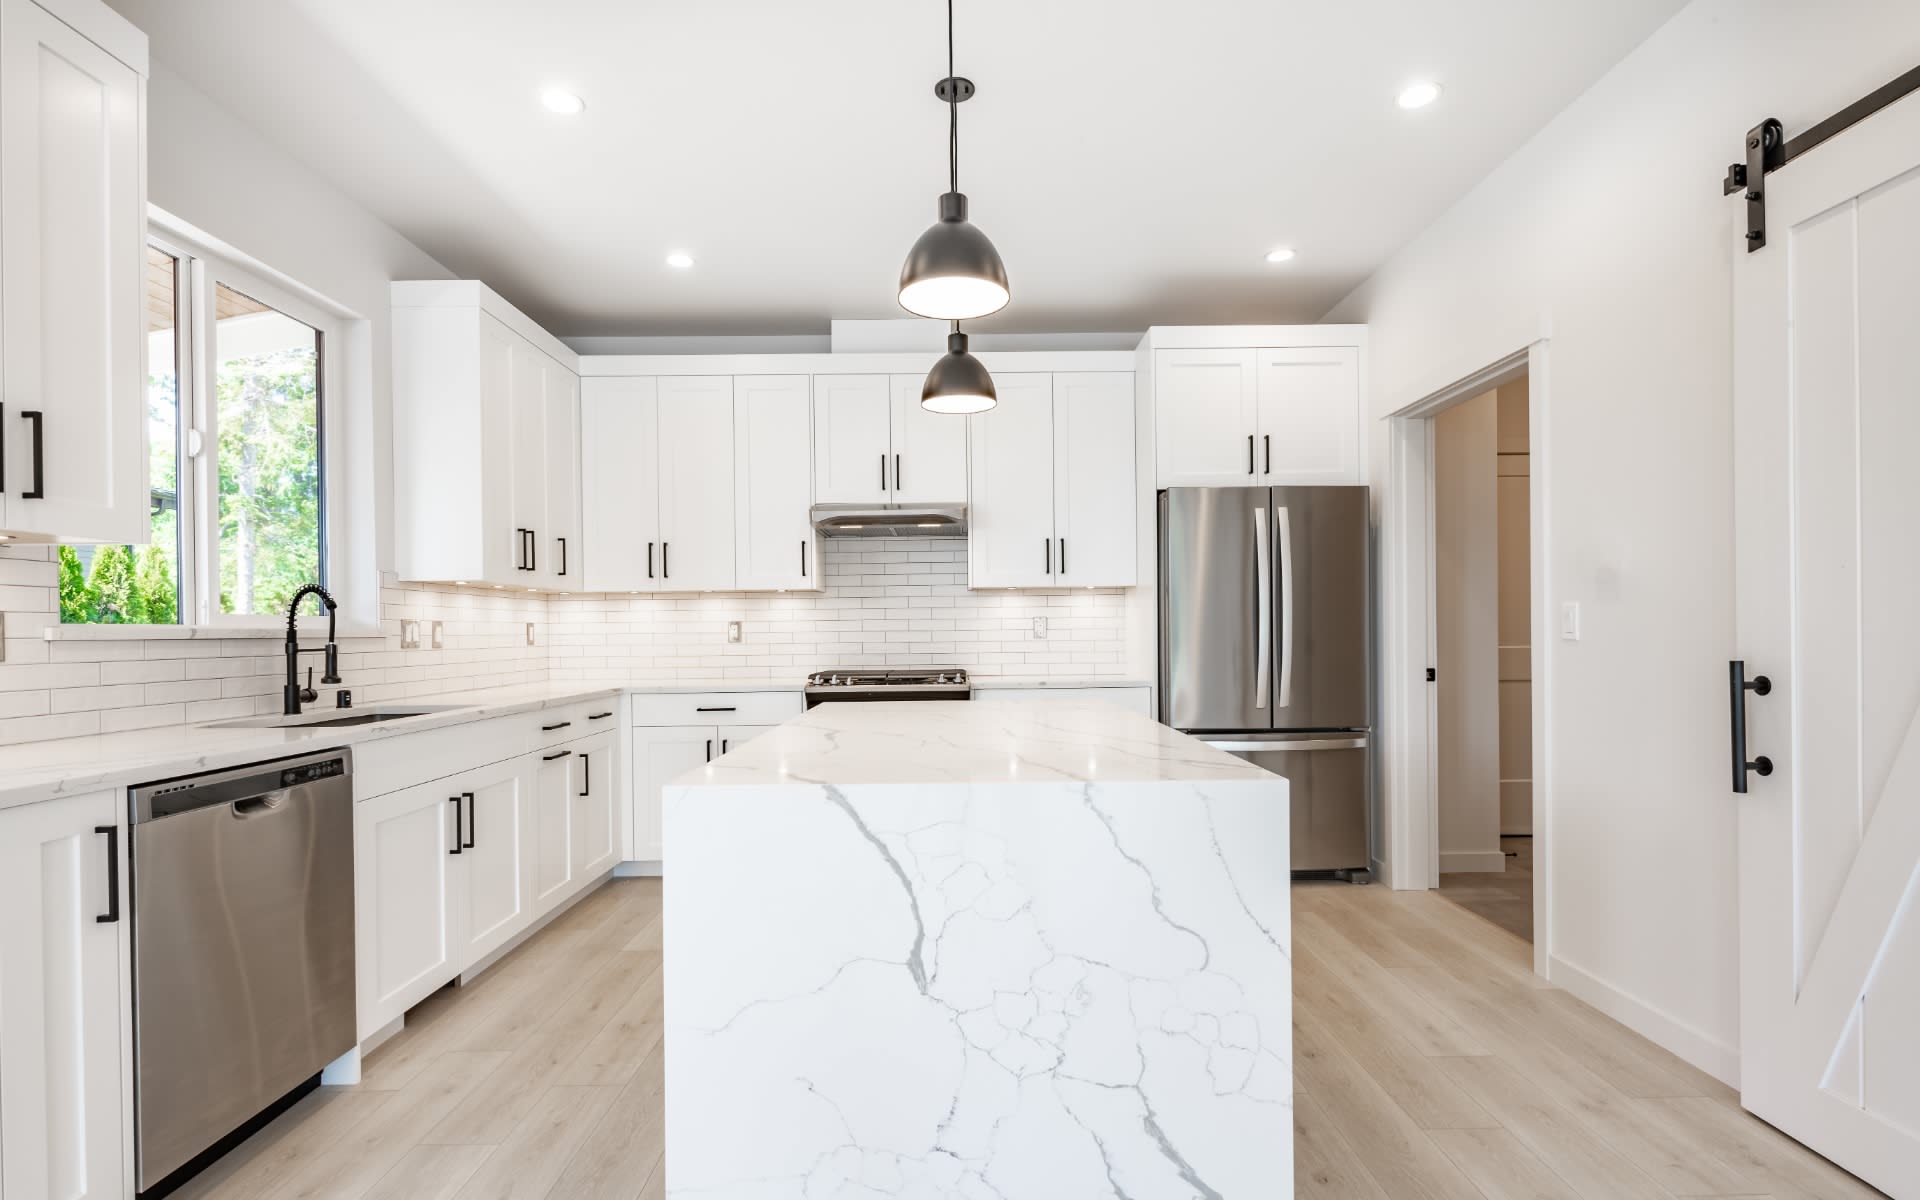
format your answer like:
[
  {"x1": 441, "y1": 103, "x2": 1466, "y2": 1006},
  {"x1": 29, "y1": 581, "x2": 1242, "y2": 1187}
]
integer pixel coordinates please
[
  {"x1": 526, "y1": 700, "x2": 617, "y2": 743},
  {"x1": 629, "y1": 691, "x2": 802, "y2": 728},
  {"x1": 354, "y1": 718, "x2": 533, "y2": 800}
]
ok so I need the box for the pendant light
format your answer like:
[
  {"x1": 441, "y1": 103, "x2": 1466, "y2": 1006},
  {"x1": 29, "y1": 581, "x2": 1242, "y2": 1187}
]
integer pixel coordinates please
[
  {"x1": 897, "y1": 0, "x2": 1009, "y2": 321},
  {"x1": 922, "y1": 321, "x2": 996, "y2": 413}
]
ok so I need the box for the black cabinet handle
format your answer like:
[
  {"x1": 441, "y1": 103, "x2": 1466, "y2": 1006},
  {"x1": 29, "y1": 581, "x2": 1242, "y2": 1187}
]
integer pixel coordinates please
[
  {"x1": 705, "y1": 738, "x2": 713, "y2": 762},
  {"x1": 449, "y1": 795, "x2": 463, "y2": 854},
  {"x1": 529, "y1": 529, "x2": 537, "y2": 573},
  {"x1": 22, "y1": 410, "x2": 44, "y2": 499},
  {"x1": 695, "y1": 706, "x2": 736, "y2": 712},
  {"x1": 589, "y1": 711, "x2": 613, "y2": 720},
  {"x1": 558, "y1": 536, "x2": 567, "y2": 577},
  {"x1": 1730, "y1": 660, "x2": 1775, "y2": 793},
  {"x1": 1264, "y1": 434, "x2": 1271, "y2": 475},
  {"x1": 579, "y1": 753, "x2": 591, "y2": 797},
  {"x1": 1044, "y1": 538, "x2": 1051, "y2": 575},
  {"x1": 895, "y1": 454, "x2": 902, "y2": 493},
  {"x1": 801, "y1": 540, "x2": 808, "y2": 578},
  {"x1": 463, "y1": 792, "x2": 476, "y2": 849},
  {"x1": 542, "y1": 721, "x2": 572, "y2": 731},
  {"x1": 516, "y1": 528, "x2": 530, "y2": 571},
  {"x1": 721, "y1": 738, "x2": 730, "y2": 755},
  {"x1": 1247, "y1": 433, "x2": 1255, "y2": 475},
  {"x1": 543, "y1": 749, "x2": 572, "y2": 762},
  {"x1": 663, "y1": 542, "x2": 669, "y2": 578},
  {"x1": 1059, "y1": 538, "x2": 1067, "y2": 576},
  {"x1": 880, "y1": 453, "x2": 888, "y2": 491},
  {"x1": 648, "y1": 541, "x2": 655, "y2": 579},
  {"x1": 94, "y1": 825, "x2": 119, "y2": 923}
]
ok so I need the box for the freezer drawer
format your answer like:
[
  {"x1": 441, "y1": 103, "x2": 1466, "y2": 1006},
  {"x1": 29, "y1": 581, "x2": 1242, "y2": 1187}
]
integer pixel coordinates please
[{"x1": 1207, "y1": 735, "x2": 1369, "y2": 872}]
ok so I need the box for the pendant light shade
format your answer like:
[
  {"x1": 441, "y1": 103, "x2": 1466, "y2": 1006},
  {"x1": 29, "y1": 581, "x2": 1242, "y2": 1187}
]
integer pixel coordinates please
[
  {"x1": 922, "y1": 326, "x2": 996, "y2": 413},
  {"x1": 899, "y1": 192, "x2": 1009, "y2": 320}
]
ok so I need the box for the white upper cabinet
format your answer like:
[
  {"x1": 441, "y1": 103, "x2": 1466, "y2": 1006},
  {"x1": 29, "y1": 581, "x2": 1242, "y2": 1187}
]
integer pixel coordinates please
[
  {"x1": 811, "y1": 372, "x2": 966, "y2": 504},
  {"x1": 813, "y1": 374, "x2": 892, "y2": 503},
  {"x1": 392, "y1": 283, "x2": 582, "y2": 588},
  {"x1": 1153, "y1": 349, "x2": 1258, "y2": 486},
  {"x1": 888, "y1": 374, "x2": 968, "y2": 503},
  {"x1": 1151, "y1": 334, "x2": 1366, "y2": 488},
  {"x1": 1255, "y1": 346, "x2": 1361, "y2": 483},
  {"x1": 655, "y1": 376, "x2": 735, "y2": 591},
  {"x1": 1051, "y1": 372, "x2": 1137, "y2": 587},
  {"x1": 0, "y1": 0, "x2": 147, "y2": 544},
  {"x1": 580, "y1": 376, "x2": 660, "y2": 592},
  {"x1": 968, "y1": 372, "x2": 1136, "y2": 590},
  {"x1": 734, "y1": 375, "x2": 816, "y2": 590}
]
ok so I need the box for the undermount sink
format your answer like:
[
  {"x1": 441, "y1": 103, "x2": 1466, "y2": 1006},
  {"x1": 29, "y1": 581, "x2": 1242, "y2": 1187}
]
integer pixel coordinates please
[{"x1": 205, "y1": 705, "x2": 465, "y2": 731}]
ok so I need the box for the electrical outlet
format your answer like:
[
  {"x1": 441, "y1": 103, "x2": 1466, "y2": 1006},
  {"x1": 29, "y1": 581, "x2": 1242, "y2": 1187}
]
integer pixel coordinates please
[
  {"x1": 525, "y1": 622, "x2": 537, "y2": 646},
  {"x1": 726, "y1": 621, "x2": 743, "y2": 644},
  {"x1": 1032, "y1": 616, "x2": 1048, "y2": 640},
  {"x1": 431, "y1": 621, "x2": 445, "y2": 649},
  {"x1": 400, "y1": 620, "x2": 421, "y2": 650}
]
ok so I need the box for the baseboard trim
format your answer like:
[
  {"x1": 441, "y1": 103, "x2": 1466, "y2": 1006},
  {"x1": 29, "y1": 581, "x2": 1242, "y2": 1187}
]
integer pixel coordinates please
[
  {"x1": 1547, "y1": 953, "x2": 1740, "y2": 1088},
  {"x1": 1439, "y1": 849, "x2": 1508, "y2": 873},
  {"x1": 614, "y1": 860, "x2": 663, "y2": 878}
]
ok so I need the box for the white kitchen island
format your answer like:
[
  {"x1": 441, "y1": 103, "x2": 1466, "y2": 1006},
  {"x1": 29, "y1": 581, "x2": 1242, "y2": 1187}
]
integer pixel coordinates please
[{"x1": 664, "y1": 701, "x2": 1293, "y2": 1199}]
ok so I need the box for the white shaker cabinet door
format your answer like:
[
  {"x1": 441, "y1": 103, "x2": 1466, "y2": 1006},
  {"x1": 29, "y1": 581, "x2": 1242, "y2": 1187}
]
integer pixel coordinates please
[
  {"x1": 1051, "y1": 372, "x2": 1137, "y2": 588},
  {"x1": 0, "y1": 0, "x2": 145, "y2": 543},
  {"x1": 631, "y1": 725, "x2": 715, "y2": 863},
  {"x1": 355, "y1": 780, "x2": 461, "y2": 1037},
  {"x1": 889, "y1": 374, "x2": 968, "y2": 503},
  {"x1": 968, "y1": 373, "x2": 1057, "y2": 589},
  {"x1": 542, "y1": 357, "x2": 583, "y2": 586},
  {"x1": 656, "y1": 376, "x2": 735, "y2": 590},
  {"x1": 812, "y1": 374, "x2": 892, "y2": 503},
  {"x1": 1153, "y1": 349, "x2": 1259, "y2": 487},
  {"x1": 1256, "y1": 346, "x2": 1361, "y2": 483},
  {"x1": 530, "y1": 747, "x2": 578, "y2": 917},
  {"x1": 581, "y1": 376, "x2": 661, "y2": 592},
  {"x1": 0, "y1": 790, "x2": 125, "y2": 1200},
  {"x1": 734, "y1": 375, "x2": 816, "y2": 590},
  {"x1": 571, "y1": 730, "x2": 621, "y2": 881},
  {"x1": 505, "y1": 322, "x2": 549, "y2": 576},
  {"x1": 452, "y1": 761, "x2": 528, "y2": 968}
]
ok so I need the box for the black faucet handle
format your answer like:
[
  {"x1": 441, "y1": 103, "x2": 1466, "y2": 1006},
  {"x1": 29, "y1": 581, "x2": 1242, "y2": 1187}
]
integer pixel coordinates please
[{"x1": 300, "y1": 667, "x2": 319, "y2": 704}]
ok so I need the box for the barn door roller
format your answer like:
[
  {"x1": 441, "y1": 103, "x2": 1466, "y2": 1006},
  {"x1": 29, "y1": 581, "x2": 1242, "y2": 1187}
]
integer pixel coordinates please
[{"x1": 1724, "y1": 63, "x2": 1920, "y2": 251}]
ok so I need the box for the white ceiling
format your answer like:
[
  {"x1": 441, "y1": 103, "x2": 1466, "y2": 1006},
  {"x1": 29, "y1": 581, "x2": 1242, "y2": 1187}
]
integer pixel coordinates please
[{"x1": 107, "y1": 0, "x2": 1686, "y2": 338}]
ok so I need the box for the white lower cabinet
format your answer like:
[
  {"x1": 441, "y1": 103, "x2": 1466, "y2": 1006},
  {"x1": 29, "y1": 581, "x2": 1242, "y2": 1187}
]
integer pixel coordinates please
[
  {"x1": 630, "y1": 725, "x2": 713, "y2": 863},
  {"x1": 356, "y1": 777, "x2": 463, "y2": 1037},
  {"x1": 0, "y1": 790, "x2": 126, "y2": 1200},
  {"x1": 453, "y1": 761, "x2": 528, "y2": 968},
  {"x1": 572, "y1": 730, "x2": 620, "y2": 882},
  {"x1": 531, "y1": 746, "x2": 577, "y2": 915},
  {"x1": 629, "y1": 693, "x2": 802, "y2": 863}
]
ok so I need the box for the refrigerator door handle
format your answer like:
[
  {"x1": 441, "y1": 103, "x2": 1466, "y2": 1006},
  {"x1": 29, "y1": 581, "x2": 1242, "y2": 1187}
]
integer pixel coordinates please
[
  {"x1": 1254, "y1": 503, "x2": 1271, "y2": 709},
  {"x1": 1203, "y1": 737, "x2": 1367, "y2": 753},
  {"x1": 1276, "y1": 504, "x2": 1295, "y2": 710}
]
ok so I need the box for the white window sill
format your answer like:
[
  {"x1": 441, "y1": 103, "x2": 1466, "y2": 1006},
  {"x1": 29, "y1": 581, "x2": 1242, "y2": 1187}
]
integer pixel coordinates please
[{"x1": 44, "y1": 621, "x2": 384, "y2": 642}]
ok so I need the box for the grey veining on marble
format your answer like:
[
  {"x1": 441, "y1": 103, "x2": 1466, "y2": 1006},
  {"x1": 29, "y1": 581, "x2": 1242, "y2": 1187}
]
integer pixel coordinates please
[
  {"x1": 685, "y1": 701, "x2": 1273, "y2": 788},
  {"x1": 665, "y1": 706, "x2": 1292, "y2": 1198}
]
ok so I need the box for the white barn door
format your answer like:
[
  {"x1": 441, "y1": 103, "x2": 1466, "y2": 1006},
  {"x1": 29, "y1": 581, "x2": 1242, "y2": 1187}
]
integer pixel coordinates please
[{"x1": 1732, "y1": 90, "x2": 1920, "y2": 1199}]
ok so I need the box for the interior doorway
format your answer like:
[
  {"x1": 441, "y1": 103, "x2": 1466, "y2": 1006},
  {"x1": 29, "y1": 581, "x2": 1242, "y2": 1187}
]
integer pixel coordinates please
[{"x1": 1431, "y1": 374, "x2": 1534, "y2": 940}]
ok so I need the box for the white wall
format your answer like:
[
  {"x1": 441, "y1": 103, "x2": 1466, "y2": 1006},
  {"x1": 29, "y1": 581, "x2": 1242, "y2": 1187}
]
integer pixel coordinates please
[
  {"x1": 1434, "y1": 391, "x2": 1503, "y2": 873},
  {"x1": 1328, "y1": 0, "x2": 1920, "y2": 1081}
]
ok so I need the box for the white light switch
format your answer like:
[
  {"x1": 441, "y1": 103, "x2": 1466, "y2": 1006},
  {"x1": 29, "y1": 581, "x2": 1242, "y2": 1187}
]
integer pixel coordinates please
[
  {"x1": 400, "y1": 620, "x2": 421, "y2": 650},
  {"x1": 431, "y1": 621, "x2": 445, "y2": 649},
  {"x1": 726, "y1": 621, "x2": 743, "y2": 644},
  {"x1": 1561, "y1": 602, "x2": 1581, "y2": 641},
  {"x1": 525, "y1": 622, "x2": 537, "y2": 646}
]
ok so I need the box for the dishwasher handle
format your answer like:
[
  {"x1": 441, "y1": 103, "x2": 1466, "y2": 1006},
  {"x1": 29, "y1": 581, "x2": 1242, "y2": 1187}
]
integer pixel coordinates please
[
  {"x1": 230, "y1": 793, "x2": 288, "y2": 818},
  {"x1": 94, "y1": 825, "x2": 119, "y2": 924}
]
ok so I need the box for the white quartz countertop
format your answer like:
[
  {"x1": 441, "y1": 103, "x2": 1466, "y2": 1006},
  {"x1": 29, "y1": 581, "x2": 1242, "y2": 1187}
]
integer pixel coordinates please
[
  {"x1": 682, "y1": 699, "x2": 1272, "y2": 788},
  {"x1": 0, "y1": 682, "x2": 624, "y2": 811}
]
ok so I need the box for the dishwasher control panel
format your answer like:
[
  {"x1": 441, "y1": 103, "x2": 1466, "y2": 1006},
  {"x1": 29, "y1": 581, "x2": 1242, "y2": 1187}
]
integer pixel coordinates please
[{"x1": 281, "y1": 758, "x2": 346, "y2": 788}]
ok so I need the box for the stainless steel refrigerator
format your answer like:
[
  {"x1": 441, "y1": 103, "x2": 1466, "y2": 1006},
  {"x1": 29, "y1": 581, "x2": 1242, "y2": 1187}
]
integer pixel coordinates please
[{"x1": 1158, "y1": 486, "x2": 1371, "y2": 875}]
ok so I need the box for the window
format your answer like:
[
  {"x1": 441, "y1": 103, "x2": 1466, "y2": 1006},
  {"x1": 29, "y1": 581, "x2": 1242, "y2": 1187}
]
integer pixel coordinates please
[{"x1": 58, "y1": 236, "x2": 338, "y2": 626}]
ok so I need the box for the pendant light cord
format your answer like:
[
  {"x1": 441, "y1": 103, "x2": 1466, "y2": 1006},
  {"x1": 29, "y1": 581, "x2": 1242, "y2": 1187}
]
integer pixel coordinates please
[{"x1": 947, "y1": 0, "x2": 959, "y2": 194}]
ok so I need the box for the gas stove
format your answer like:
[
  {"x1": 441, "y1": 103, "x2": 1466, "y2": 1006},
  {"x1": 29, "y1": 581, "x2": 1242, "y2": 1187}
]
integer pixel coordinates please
[{"x1": 803, "y1": 666, "x2": 971, "y2": 707}]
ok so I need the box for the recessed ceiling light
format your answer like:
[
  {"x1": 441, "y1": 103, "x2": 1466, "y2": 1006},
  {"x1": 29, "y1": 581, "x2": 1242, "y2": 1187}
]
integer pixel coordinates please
[
  {"x1": 1397, "y1": 81, "x2": 1441, "y2": 110},
  {"x1": 541, "y1": 88, "x2": 585, "y2": 115},
  {"x1": 1264, "y1": 247, "x2": 1296, "y2": 264},
  {"x1": 665, "y1": 252, "x2": 694, "y2": 270}
]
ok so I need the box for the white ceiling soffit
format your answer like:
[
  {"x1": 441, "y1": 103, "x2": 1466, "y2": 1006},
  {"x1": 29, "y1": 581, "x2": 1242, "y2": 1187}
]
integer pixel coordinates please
[{"x1": 107, "y1": 0, "x2": 1687, "y2": 339}]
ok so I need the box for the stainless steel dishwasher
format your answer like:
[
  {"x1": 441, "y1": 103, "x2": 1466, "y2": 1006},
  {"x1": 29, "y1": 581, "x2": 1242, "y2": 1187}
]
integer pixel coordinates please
[{"x1": 130, "y1": 749, "x2": 355, "y2": 1195}]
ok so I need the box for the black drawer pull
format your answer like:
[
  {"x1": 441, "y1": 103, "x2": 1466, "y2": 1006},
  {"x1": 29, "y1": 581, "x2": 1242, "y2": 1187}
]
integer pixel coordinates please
[
  {"x1": 542, "y1": 721, "x2": 572, "y2": 731},
  {"x1": 705, "y1": 738, "x2": 713, "y2": 762},
  {"x1": 1729, "y1": 660, "x2": 1774, "y2": 793},
  {"x1": 448, "y1": 796, "x2": 463, "y2": 855},
  {"x1": 579, "y1": 753, "x2": 591, "y2": 797},
  {"x1": 588, "y1": 711, "x2": 613, "y2": 720},
  {"x1": 463, "y1": 792, "x2": 476, "y2": 849},
  {"x1": 695, "y1": 706, "x2": 736, "y2": 712},
  {"x1": 22, "y1": 410, "x2": 45, "y2": 499},
  {"x1": 543, "y1": 749, "x2": 572, "y2": 762},
  {"x1": 648, "y1": 541, "x2": 654, "y2": 579},
  {"x1": 558, "y1": 536, "x2": 568, "y2": 577},
  {"x1": 95, "y1": 825, "x2": 119, "y2": 923}
]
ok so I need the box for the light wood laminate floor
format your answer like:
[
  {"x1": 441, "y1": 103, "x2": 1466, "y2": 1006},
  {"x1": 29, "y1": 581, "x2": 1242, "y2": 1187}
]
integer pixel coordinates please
[
  {"x1": 173, "y1": 876, "x2": 1884, "y2": 1200},
  {"x1": 1436, "y1": 835, "x2": 1534, "y2": 943}
]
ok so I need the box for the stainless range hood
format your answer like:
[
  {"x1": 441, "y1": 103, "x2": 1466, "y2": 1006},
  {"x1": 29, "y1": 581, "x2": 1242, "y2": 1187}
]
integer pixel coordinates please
[{"x1": 810, "y1": 503, "x2": 967, "y2": 539}]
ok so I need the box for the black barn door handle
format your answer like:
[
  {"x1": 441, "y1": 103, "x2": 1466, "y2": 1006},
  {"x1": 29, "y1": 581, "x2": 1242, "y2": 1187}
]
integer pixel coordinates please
[{"x1": 1729, "y1": 660, "x2": 1774, "y2": 793}]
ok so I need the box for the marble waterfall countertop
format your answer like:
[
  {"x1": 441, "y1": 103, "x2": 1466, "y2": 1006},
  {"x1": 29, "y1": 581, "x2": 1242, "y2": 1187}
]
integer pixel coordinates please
[{"x1": 664, "y1": 701, "x2": 1294, "y2": 1199}]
